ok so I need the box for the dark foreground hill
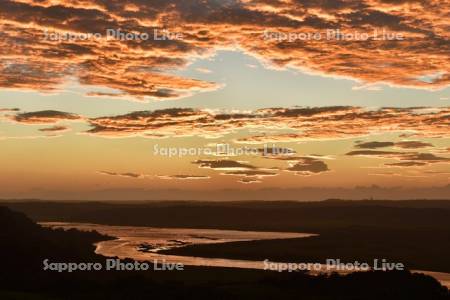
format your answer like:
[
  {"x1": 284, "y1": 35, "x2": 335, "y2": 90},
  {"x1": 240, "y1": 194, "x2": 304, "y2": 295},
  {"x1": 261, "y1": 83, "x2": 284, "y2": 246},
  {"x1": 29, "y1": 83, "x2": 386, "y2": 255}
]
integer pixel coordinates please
[{"x1": 0, "y1": 206, "x2": 449, "y2": 300}]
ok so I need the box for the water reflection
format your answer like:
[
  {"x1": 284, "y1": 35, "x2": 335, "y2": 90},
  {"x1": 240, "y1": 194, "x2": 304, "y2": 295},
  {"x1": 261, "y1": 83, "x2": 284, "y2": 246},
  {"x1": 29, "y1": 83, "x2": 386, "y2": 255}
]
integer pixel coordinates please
[
  {"x1": 41, "y1": 222, "x2": 450, "y2": 288},
  {"x1": 42, "y1": 222, "x2": 314, "y2": 269}
]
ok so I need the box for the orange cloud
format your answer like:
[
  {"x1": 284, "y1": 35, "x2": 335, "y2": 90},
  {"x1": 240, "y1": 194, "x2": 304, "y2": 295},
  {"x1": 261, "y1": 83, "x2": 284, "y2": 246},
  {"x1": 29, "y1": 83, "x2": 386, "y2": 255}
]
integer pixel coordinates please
[
  {"x1": 85, "y1": 106, "x2": 450, "y2": 140},
  {"x1": 0, "y1": 0, "x2": 448, "y2": 101}
]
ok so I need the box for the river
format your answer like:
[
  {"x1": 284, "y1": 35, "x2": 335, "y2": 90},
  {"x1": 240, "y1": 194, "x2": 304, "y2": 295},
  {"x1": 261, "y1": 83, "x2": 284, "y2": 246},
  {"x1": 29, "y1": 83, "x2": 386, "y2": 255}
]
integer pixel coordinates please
[{"x1": 41, "y1": 222, "x2": 450, "y2": 289}]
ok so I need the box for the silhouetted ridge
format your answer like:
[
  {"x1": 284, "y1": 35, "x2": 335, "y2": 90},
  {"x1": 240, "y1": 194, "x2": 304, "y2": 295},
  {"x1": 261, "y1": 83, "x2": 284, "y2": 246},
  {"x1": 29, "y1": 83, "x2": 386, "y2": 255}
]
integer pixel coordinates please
[{"x1": 0, "y1": 206, "x2": 38, "y2": 233}]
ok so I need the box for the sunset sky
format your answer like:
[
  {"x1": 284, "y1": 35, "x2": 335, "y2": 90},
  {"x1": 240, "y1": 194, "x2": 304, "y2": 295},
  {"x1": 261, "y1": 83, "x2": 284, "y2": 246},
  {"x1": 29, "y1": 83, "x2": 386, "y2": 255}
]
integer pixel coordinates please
[{"x1": 0, "y1": 0, "x2": 449, "y2": 200}]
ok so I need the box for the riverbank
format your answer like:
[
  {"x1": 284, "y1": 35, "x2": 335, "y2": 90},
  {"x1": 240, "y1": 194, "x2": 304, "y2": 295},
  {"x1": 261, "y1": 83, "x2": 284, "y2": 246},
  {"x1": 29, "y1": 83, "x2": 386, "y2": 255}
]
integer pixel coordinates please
[{"x1": 2, "y1": 205, "x2": 449, "y2": 299}]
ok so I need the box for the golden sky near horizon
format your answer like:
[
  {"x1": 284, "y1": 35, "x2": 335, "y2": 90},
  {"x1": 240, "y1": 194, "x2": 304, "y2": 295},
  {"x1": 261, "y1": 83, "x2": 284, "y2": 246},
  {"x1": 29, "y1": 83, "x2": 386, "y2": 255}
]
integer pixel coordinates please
[{"x1": 0, "y1": 0, "x2": 449, "y2": 200}]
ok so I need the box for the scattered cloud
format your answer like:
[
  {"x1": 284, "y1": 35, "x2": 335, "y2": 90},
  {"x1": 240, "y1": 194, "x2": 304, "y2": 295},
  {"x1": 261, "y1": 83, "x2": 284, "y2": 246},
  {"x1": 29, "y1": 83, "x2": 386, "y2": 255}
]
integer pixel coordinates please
[
  {"x1": 355, "y1": 142, "x2": 395, "y2": 149},
  {"x1": 98, "y1": 171, "x2": 146, "y2": 179},
  {"x1": 84, "y1": 106, "x2": 450, "y2": 140},
  {"x1": 12, "y1": 110, "x2": 81, "y2": 124},
  {"x1": 395, "y1": 141, "x2": 434, "y2": 149},
  {"x1": 222, "y1": 170, "x2": 278, "y2": 178},
  {"x1": 404, "y1": 153, "x2": 450, "y2": 163},
  {"x1": 193, "y1": 159, "x2": 256, "y2": 170},
  {"x1": 157, "y1": 175, "x2": 210, "y2": 180},
  {"x1": 0, "y1": 108, "x2": 20, "y2": 112},
  {"x1": 356, "y1": 140, "x2": 433, "y2": 149},
  {"x1": 347, "y1": 150, "x2": 406, "y2": 157},
  {"x1": 238, "y1": 177, "x2": 261, "y2": 184},
  {"x1": 193, "y1": 159, "x2": 280, "y2": 182},
  {"x1": 286, "y1": 157, "x2": 330, "y2": 175},
  {"x1": 39, "y1": 125, "x2": 69, "y2": 132},
  {"x1": 348, "y1": 150, "x2": 450, "y2": 167},
  {"x1": 6, "y1": 106, "x2": 445, "y2": 142}
]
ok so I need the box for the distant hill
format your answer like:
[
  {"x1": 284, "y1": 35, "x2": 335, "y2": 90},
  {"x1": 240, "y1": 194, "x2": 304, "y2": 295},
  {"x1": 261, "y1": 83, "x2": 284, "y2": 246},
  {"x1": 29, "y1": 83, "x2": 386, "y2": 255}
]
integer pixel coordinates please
[{"x1": 2, "y1": 200, "x2": 450, "y2": 232}]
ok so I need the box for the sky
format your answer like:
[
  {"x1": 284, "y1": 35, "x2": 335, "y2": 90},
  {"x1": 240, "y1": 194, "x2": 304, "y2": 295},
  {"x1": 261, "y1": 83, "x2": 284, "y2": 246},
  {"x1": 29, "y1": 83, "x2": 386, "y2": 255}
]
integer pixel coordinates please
[{"x1": 0, "y1": 0, "x2": 449, "y2": 200}]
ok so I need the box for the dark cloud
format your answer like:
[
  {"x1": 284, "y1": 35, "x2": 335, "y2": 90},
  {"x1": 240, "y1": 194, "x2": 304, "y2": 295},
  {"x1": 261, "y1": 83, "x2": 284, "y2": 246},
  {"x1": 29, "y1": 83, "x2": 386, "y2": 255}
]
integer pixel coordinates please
[
  {"x1": 0, "y1": 108, "x2": 20, "y2": 112},
  {"x1": 98, "y1": 171, "x2": 144, "y2": 178},
  {"x1": 270, "y1": 106, "x2": 354, "y2": 118},
  {"x1": 87, "y1": 108, "x2": 212, "y2": 136},
  {"x1": 193, "y1": 159, "x2": 280, "y2": 182},
  {"x1": 12, "y1": 110, "x2": 81, "y2": 124},
  {"x1": 395, "y1": 141, "x2": 434, "y2": 149},
  {"x1": 223, "y1": 170, "x2": 278, "y2": 178},
  {"x1": 404, "y1": 153, "x2": 450, "y2": 163},
  {"x1": 193, "y1": 159, "x2": 256, "y2": 170},
  {"x1": 238, "y1": 177, "x2": 261, "y2": 184},
  {"x1": 39, "y1": 125, "x2": 69, "y2": 132},
  {"x1": 346, "y1": 150, "x2": 404, "y2": 157},
  {"x1": 157, "y1": 175, "x2": 210, "y2": 180},
  {"x1": 286, "y1": 157, "x2": 330, "y2": 175},
  {"x1": 356, "y1": 141, "x2": 395, "y2": 149},
  {"x1": 355, "y1": 140, "x2": 433, "y2": 149}
]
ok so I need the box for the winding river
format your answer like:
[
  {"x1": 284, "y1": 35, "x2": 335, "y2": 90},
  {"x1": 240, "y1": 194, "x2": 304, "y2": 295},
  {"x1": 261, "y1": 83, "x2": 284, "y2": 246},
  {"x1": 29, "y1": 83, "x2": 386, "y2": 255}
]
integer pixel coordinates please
[{"x1": 41, "y1": 222, "x2": 450, "y2": 289}]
